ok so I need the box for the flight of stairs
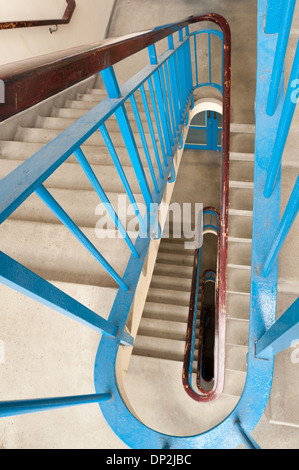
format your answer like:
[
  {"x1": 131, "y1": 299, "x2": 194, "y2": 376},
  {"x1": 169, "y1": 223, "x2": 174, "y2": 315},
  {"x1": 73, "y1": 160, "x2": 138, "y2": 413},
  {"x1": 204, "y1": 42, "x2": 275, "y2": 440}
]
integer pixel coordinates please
[{"x1": 124, "y1": 131, "x2": 254, "y2": 436}]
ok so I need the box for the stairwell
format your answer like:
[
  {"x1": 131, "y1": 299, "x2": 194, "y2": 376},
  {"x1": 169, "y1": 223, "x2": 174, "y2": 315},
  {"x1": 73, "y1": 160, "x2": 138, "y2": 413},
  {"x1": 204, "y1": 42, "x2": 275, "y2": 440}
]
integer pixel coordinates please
[{"x1": 0, "y1": 0, "x2": 298, "y2": 450}]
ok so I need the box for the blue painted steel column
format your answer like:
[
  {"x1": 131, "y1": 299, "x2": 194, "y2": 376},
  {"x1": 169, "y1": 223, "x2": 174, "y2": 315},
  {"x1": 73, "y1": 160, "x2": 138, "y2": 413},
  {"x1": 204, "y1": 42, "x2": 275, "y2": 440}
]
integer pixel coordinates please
[
  {"x1": 262, "y1": 174, "x2": 299, "y2": 277},
  {"x1": 0, "y1": 393, "x2": 111, "y2": 418},
  {"x1": 266, "y1": 0, "x2": 296, "y2": 116},
  {"x1": 264, "y1": 40, "x2": 299, "y2": 198},
  {"x1": 265, "y1": 0, "x2": 283, "y2": 34},
  {"x1": 148, "y1": 44, "x2": 173, "y2": 156},
  {"x1": 101, "y1": 66, "x2": 153, "y2": 212},
  {"x1": 256, "y1": 298, "x2": 299, "y2": 360},
  {"x1": 234, "y1": 421, "x2": 261, "y2": 449}
]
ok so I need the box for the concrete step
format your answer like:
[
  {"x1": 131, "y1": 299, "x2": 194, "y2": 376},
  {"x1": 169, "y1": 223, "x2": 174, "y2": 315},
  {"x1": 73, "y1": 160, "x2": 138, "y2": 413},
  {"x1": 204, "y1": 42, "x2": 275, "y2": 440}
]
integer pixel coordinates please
[
  {"x1": 229, "y1": 187, "x2": 254, "y2": 212},
  {"x1": 229, "y1": 159, "x2": 254, "y2": 183},
  {"x1": 0, "y1": 219, "x2": 134, "y2": 288},
  {"x1": 227, "y1": 292, "x2": 250, "y2": 320},
  {"x1": 36, "y1": 114, "x2": 149, "y2": 134},
  {"x1": 227, "y1": 267, "x2": 251, "y2": 293},
  {"x1": 230, "y1": 133, "x2": 255, "y2": 154},
  {"x1": 143, "y1": 301, "x2": 189, "y2": 323},
  {"x1": 226, "y1": 318, "x2": 249, "y2": 347},
  {"x1": 149, "y1": 274, "x2": 192, "y2": 292},
  {"x1": 0, "y1": 157, "x2": 152, "y2": 196},
  {"x1": 0, "y1": 140, "x2": 154, "y2": 168},
  {"x1": 14, "y1": 126, "x2": 157, "y2": 149},
  {"x1": 52, "y1": 105, "x2": 148, "y2": 122},
  {"x1": 146, "y1": 287, "x2": 193, "y2": 306},
  {"x1": 156, "y1": 251, "x2": 194, "y2": 267},
  {"x1": 228, "y1": 213, "x2": 253, "y2": 241},
  {"x1": 8, "y1": 188, "x2": 146, "y2": 229},
  {"x1": 228, "y1": 241, "x2": 252, "y2": 269},
  {"x1": 153, "y1": 262, "x2": 193, "y2": 279}
]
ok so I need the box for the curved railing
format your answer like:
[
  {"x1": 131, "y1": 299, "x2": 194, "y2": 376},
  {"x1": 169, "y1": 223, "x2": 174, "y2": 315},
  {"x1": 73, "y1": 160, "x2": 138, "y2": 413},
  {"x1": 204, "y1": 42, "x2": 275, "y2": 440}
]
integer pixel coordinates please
[
  {"x1": 182, "y1": 207, "x2": 223, "y2": 402},
  {"x1": 198, "y1": 269, "x2": 216, "y2": 386},
  {"x1": 0, "y1": 1, "x2": 76, "y2": 31},
  {"x1": 0, "y1": 12, "x2": 230, "y2": 122},
  {"x1": 0, "y1": 11, "x2": 233, "y2": 447}
]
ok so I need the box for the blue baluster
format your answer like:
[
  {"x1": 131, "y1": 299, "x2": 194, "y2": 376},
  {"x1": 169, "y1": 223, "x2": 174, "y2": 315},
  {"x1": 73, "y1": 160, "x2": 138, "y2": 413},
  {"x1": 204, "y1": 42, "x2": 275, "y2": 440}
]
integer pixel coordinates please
[
  {"x1": 266, "y1": 0, "x2": 296, "y2": 116},
  {"x1": 35, "y1": 184, "x2": 129, "y2": 291},
  {"x1": 129, "y1": 93, "x2": 160, "y2": 192},
  {"x1": 99, "y1": 123, "x2": 147, "y2": 234},
  {"x1": 264, "y1": 39, "x2": 299, "y2": 198},
  {"x1": 101, "y1": 66, "x2": 154, "y2": 212},
  {"x1": 147, "y1": 76, "x2": 167, "y2": 166},
  {"x1": 262, "y1": 174, "x2": 299, "y2": 277},
  {"x1": 148, "y1": 44, "x2": 173, "y2": 156},
  {"x1": 74, "y1": 147, "x2": 139, "y2": 258}
]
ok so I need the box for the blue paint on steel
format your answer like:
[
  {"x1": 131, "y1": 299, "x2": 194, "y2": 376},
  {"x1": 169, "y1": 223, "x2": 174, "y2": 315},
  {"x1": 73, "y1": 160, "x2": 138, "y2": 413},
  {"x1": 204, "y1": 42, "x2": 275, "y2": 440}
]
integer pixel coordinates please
[
  {"x1": 0, "y1": 251, "x2": 119, "y2": 337},
  {"x1": 148, "y1": 44, "x2": 173, "y2": 155},
  {"x1": 265, "y1": 0, "x2": 283, "y2": 34},
  {"x1": 93, "y1": 3, "x2": 286, "y2": 449},
  {"x1": 234, "y1": 421, "x2": 261, "y2": 449},
  {"x1": 35, "y1": 184, "x2": 130, "y2": 291},
  {"x1": 101, "y1": 66, "x2": 154, "y2": 211},
  {"x1": 74, "y1": 146, "x2": 139, "y2": 258},
  {"x1": 262, "y1": 175, "x2": 299, "y2": 277},
  {"x1": 264, "y1": 39, "x2": 299, "y2": 197},
  {"x1": 99, "y1": 123, "x2": 147, "y2": 234},
  {"x1": 256, "y1": 297, "x2": 299, "y2": 359},
  {"x1": 138, "y1": 85, "x2": 164, "y2": 178},
  {"x1": 0, "y1": 394, "x2": 111, "y2": 418},
  {"x1": 129, "y1": 93, "x2": 160, "y2": 191},
  {"x1": 266, "y1": 0, "x2": 296, "y2": 116},
  {"x1": 147, "y1": 76, "x2": 167, "y2": 166}
]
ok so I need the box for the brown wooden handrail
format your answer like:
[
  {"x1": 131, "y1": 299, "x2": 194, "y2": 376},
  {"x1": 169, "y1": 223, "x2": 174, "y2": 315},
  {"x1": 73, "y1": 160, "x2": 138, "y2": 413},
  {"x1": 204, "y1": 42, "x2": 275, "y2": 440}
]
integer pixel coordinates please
[
  {"x1": 0, "y1": 1, "x2": 76, "y2": 30},
  {"x1": 0, "y1": 13, "x2": 230, "y2": 123},
  {"x1": 181, "y1": 15, "x2": 230, "y2": 406}
]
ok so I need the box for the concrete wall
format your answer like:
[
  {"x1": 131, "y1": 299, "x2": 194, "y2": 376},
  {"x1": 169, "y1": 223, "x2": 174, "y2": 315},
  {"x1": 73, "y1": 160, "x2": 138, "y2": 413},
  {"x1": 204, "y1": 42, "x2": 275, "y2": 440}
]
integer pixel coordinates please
[{"x1": 0, "y1": 0, "x2": 115, "y2": 66}]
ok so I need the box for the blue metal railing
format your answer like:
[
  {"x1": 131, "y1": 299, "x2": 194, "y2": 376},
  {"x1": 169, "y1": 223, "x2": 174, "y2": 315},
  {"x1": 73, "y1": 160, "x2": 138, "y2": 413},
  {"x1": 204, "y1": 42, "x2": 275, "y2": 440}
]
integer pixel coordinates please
[
  {"x1": 258, "y1": 0, "x2": 299, "y2": 358},
  {"x1": 0, "y1": 16, "x2": 227, "y2": 424}
]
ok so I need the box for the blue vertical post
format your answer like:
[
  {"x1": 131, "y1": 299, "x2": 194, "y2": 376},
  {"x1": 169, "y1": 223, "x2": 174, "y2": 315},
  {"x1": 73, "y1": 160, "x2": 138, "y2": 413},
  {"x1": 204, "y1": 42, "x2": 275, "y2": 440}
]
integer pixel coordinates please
[
  {"x1": 147, "y1": 76, "x2": 167, "y2": 166},
  {"x1": 168, "y1": 36, "x2": 181, "y2": 128},
  {"x1": 265, "y1": 0, "x2": 283, "y2": 34},
  {"x1": 266, "y1": 0, "x2": 296, "y2": 116},
  {"x1": 256, "y1": 298, "x2": 299, "y2": 360},
  {"x1": 101, "y1": 66, "x2": 153, "y2": 212},
  {"x1": 262, "y1": 174, "x2": 299, "y2": 277},
  {"x1": 264, "y1": 40, "x2": 299, "y2": 198},
  {"x1": 148, "y1": 44, "x2": 173, "y2": 156}
]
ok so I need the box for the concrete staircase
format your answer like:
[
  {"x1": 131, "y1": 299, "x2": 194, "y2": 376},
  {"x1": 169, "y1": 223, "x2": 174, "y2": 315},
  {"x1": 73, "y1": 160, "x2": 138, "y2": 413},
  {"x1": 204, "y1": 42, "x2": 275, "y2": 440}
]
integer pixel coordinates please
[{"x1": 123, "y1": 130, "x2": 254, "y2": 436}]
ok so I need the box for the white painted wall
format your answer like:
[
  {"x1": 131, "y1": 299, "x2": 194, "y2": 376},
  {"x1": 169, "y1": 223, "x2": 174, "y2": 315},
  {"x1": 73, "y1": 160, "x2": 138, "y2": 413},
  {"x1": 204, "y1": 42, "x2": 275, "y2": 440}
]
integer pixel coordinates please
[{"x1": 0, "y1": 0, "x2": 115, "y2": 66}]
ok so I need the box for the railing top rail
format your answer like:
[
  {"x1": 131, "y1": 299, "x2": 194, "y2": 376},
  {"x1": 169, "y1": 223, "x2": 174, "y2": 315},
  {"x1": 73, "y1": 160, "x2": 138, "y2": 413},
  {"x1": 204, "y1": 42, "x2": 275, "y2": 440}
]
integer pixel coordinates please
[
  {"x1": 0, "y1": 0, "x2": 76, "y2": 30},
  {"x1": 0, "y1": 12, "x2": 230, "y2": 122}
]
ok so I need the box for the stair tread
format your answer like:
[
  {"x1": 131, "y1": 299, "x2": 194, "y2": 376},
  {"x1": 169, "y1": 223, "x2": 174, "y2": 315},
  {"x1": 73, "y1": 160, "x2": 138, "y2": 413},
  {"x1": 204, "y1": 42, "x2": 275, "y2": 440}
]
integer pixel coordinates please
[{"x1": 0, "y1": 219, "x2": 133, "y2": 288}]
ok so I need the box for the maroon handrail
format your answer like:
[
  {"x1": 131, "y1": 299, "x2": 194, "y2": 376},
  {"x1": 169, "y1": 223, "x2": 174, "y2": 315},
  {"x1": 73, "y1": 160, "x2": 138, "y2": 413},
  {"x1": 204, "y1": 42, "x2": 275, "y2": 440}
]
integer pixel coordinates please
[
  {"x1": 0, "y1": 1, "x2": 76, "y2": 30},
  {"x1": 0, "y1": 13, "x2": 230, "y2": 123},
  {"x1": 182, "y1": 76, "x2": 230, "y2": 405}
]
